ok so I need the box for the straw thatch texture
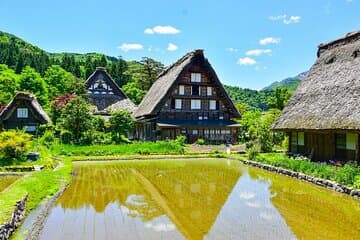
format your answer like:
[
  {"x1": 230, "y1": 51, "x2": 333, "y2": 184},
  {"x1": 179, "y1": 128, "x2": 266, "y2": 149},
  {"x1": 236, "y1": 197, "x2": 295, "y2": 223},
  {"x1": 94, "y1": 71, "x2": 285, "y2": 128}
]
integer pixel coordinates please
[
  {"x1": 0, "y1": 92, "x2": 51, "y2": 123},
  {"x1": 105, "y1": 98, "x2": 137, "y2": 113},
  {"x1": 134, "y1": 49, "x2": 240, "y2": 118},
  {"x1": 272, "y1": 30, "x2": 360, "y2": 131}
]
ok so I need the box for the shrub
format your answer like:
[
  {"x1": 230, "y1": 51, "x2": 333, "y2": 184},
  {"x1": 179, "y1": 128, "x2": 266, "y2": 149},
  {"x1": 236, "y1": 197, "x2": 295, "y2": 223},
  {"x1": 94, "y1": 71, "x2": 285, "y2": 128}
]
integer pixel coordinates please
[
  {"x1": 353, "y1": 175, "x2": 360, "y2": 189},
  {"x1": 39, "y1": 130, "x2": 56, "y2": 148},
  {"x1": 197, "y1": 138, "x2": 205, "y2": 145},
  {"x1": 0, "y1": 130, "x2": 31, "y2": 160},
  {"x1": 248, "y1": 144, "x2": 260, "y2": 160},
  {"x1": 175, "y1": 135, "x2": 186, "y2": 146},
  {"x1": 60, "y1": 130, "x2": 72, "y2": 144}
]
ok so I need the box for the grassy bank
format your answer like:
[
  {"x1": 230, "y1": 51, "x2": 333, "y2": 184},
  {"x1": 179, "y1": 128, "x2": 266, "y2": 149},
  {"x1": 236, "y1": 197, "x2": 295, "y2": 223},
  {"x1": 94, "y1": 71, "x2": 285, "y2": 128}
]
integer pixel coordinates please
[
  {"x1": 246, "y1": 153, "x2": 360, "y2": 188},
  {"x1": 51, "y1": 141, "x2": 184, "y2": 156},
  {"x1": 0, "y1": 158, "x2": 72, "y2": 223}
]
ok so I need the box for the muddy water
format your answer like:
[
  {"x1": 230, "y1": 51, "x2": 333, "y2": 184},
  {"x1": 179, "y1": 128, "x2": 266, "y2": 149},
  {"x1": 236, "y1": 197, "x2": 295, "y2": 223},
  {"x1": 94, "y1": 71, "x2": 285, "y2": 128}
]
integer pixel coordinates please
[{"x1": 40, "y1": 159, "x2": 360, "y2": 240}]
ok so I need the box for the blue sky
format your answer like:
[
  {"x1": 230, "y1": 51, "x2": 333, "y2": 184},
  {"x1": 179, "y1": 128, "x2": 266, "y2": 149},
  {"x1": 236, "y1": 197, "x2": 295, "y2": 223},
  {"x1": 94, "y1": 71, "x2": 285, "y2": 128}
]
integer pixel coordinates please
[{"x1": 0, "y1": 0, "x2": 359, "y2": 89}]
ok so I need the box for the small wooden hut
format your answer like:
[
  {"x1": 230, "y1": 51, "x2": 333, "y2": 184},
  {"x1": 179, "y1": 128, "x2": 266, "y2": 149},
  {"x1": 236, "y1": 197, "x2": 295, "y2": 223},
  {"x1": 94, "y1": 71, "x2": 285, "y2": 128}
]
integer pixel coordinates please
[
  {"x1": 272, "y1": 30, "x2": 360, "y2": 163},
  {"x1": 0, "y1": 92, "x2": 50, "y2": 133},
  {"x1": 134, "y1": 49, "x2": 241, "y2": 143}
]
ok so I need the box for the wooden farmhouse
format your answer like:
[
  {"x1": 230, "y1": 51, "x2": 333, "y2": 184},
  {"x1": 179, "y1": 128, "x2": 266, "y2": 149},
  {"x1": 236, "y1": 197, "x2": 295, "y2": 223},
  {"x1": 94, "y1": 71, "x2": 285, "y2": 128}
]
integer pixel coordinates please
[
  {"x1": 272, "y1": 30, "x2": 360, "y2": 163},
  {"x1": 134, "y1": 49, "x2": 241, "y2": 143},
  {"x1": 86, "y1": 67, "x2": 136, "y2": 117},
  {"x1": 0, "y1": 92, "x2": 50, "y2": 133}
]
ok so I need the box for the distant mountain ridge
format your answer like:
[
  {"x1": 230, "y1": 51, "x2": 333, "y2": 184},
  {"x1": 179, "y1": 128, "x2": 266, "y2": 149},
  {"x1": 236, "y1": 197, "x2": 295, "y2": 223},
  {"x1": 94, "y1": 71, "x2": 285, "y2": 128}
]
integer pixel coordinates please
[{"x1": 262, "y1": 71, "x2": 308, "y2": 92}]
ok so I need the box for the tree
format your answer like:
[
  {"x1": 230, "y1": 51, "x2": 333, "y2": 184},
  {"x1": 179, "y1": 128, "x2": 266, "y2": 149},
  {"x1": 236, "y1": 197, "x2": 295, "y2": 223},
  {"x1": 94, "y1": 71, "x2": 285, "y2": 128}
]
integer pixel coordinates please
[
  {"x1": 268, "y1": 86, "x2": 291, "y2": 110},
  {"x1": 0, "y1": 64, "x2": 19, "y2": 105},
  {"x1": 59, "y1": 96, "x2": 93, "y2": 144},
  {"x1": 44, "y1": 65, "x2": 75, "y2": 99},
  {"x1": 137, "y1": 57, "x2": 165, "y2": 90},
  {"x1": 122, "y1": 81, "x2": 146, "y2": 104},
  {"x1": 50, "y1": 94, "x2": 75, "y2": 125},
  {"x1": 109, "y1": 110, "x2": 134, "y2": 142},
  {"x1": 19, "y1": 66, "x2": 48, "y2": 105}
]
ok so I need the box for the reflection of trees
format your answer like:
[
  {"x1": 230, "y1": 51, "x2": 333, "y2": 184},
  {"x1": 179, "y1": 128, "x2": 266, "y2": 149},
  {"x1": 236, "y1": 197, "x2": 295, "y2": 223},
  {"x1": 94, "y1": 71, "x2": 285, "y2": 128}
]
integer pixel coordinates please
[
  {"x1": 57, "y1": 160, "x2": 242, "y2": 239},
  {"x1": 248, "y1": 168, "x2": 360, "y2": 240}
]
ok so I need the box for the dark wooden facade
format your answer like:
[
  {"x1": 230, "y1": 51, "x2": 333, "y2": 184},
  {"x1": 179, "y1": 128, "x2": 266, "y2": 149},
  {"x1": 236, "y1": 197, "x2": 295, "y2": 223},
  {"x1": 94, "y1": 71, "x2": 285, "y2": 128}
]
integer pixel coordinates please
[
  {"x1": 86, "y1": 67, "x2": 132, "y2": 114},
  {"x1": 0, "y1": 92, "x2": 50, "y2": 133},
  {"x1": 287, "y1": 131, "x2": 359, "y2": 163},
  {"x1": 134, "y1": 50, "x2": 240, "y2": 143}
]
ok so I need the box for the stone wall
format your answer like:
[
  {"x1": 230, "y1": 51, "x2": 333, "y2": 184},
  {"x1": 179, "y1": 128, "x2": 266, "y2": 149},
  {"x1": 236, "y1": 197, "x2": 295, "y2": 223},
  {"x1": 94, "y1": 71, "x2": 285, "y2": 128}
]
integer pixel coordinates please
[
  {"x1": 0, "y1": 194, "x2": 28, "y2": 240},
  {"x1": 241, "y1": 160, "x2": 360, "y2": 199}
]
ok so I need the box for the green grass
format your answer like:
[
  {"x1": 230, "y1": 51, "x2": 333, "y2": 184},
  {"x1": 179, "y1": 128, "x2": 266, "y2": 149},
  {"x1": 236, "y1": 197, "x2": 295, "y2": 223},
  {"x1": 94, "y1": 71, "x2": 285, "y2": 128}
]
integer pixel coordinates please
[
  {"x1": 245, "y1": 153, "x2": 360, "y2": 188},
  {"x1": 51, "y1": 141, "x2": 184, "y2": 156},
  {"x1": 0, "y1": 158, "x2": 72, "y2": 223},
  {"x1": 0, "y1": 175, "x2": 21, "y2": 192}
]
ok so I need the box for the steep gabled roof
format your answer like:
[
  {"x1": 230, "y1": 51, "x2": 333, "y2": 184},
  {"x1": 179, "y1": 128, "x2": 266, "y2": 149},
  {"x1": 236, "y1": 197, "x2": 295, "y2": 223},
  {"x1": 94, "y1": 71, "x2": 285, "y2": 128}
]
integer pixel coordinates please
[
  {"x1": 105, "y1": 98, "x2": 137, "y2": 113},
  {"x1": 0, "y1": 92, "x2": 51, "y2": 123},
  {"x1": 134, "y1": 49, "x2": 240, "y2": 118},
  {"x1": 272, "y1": 30, "x2": 360, "y2": 131},
  {"x1": 86, "y1": 67, "x2": 128, "y2": 98}
]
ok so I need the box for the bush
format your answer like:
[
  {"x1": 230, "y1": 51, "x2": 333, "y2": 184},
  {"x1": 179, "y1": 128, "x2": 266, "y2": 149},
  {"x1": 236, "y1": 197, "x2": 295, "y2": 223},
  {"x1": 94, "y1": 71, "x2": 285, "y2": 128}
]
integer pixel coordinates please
[
  {"x1": 175, "y1": 135, "x2": 186, "y2": 146},
  {"x1": 248, "y1": 145, "x2": 260, "y2": 160},
  {"x1": 0, "y1": 130, "x2": 31, "y2": 160},
  {"x1": 60, "y1": 130, "x2": 72, "y2": 144},
  {"x1": 39, "y1": 130, "x2": 56, "y2": 148},
  {"x1": 197, "y1": 138, "x2": 205, "y2": 145}
]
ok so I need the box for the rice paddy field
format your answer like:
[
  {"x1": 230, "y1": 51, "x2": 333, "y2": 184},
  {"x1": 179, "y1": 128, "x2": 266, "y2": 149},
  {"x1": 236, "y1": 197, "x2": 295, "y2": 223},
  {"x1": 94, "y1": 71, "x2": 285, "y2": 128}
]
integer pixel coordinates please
[
  {"x1": 0, "y1": 175, "x2": 21, "y2": 192},
  {"x1": 40, "y1": 158, "x2": 360, "y2": 240}
]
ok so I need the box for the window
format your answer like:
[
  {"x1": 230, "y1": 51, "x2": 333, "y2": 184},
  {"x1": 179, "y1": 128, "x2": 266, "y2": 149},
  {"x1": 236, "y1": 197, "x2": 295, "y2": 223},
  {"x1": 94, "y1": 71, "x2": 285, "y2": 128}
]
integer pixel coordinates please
[
  {"x1": 215, "y1": 129, "x2": 220, "y2": 134},
  {"x1": 198, "y1": 116, "x2": 203, "y2": 120},
  {"x1": 209, "y1": 100, "x2": 216, "y2": 110},
  {"x1": 179, "y1": 85, "x2": 185, "y2": 95},
  {"x1": 17, "y1": 108, "x2": 28, "y2": 118},
  {"x1": 175, "y1": 99, "x2": 182, "y2": 109},
  {"x1": 192, "y1": 129, "x2": 198, "y2": 135},
  {"x1": 191, "y1": 100, "x2": 201, "y2": 109},
  {"x1": 346, "y1": 133, "x2": 358, "y2": 150},
  {"x1": 207, "y1": 87, "x2": 212, "y2": 96},
  {"x1": 204, "y1": 129, "x2": 209, "y2": 135},
  {"x1": 191, "y1": 73, "x2": 201, "y2": 82},
  {"x1": 219, "y1": 115, "x2": 224, "y2": 120},
  {"x1": 191, "y1": 85, "x2": 199, "y2": 96},
  {"x1": 25, "y1": 126, "x2": 36, "y2": 132},
  {"x1": 298, "y1": 132, "x2": 304, "y2": 146},
  {"x1": 336, "y1": 134, "x2": 346, "y2": 149}
]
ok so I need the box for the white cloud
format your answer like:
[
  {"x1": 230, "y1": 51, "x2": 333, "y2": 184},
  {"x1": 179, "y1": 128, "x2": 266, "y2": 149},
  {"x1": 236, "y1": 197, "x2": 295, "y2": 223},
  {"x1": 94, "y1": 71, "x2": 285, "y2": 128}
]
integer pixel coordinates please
[
  {"x1": 239, "y1": 192, "x2": 256, "y2": 199},
  {"x1": 145, "y1": 223, "x2": 175, "y2": 232},
  {"x1": 246, "y1": 49, "x2": 272, "y2": 56},
  {"x1": 144, "y1": 25, "x2": 180, "y2": 34},
  {"x1": 167, "y1": 43, "x2": 178, "y2": 51},
  {"x1": 226, "y1": 47, "x2": 239, "y2": 52},
  {"x1": 118, "y1": 43, "x2": 144, "y2": 52},
  {"x1": 259, "y1": 37, "x2": 281, "y2": 45},
  {"x1": 269, "y1": 14, "x2": 301, "y2": 24},
  {"x1": 283, "y1": 16, "x2": 301, "y2": 24},
  {"x1": 237, "y1": 57, "x2": 257, "y2": 65},
  {"x1": 269, "y1": 14, "x2": 287, "y2": 21}
]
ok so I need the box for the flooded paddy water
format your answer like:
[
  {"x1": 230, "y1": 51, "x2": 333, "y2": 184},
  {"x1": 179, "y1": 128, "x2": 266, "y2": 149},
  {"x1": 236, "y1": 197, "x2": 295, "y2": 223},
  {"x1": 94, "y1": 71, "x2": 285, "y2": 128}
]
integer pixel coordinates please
[{"x1": 40, "y1": 159, "x2": 360, "y2": 240}]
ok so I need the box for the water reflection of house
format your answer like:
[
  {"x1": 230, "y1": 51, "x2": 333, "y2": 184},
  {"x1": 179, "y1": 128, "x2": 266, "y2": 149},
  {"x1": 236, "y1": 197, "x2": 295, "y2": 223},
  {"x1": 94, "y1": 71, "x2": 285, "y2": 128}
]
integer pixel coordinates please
[
  {"x1": 57, "y1": 161, "x2": 242, "y2": 240},
  {"x1": 134, "y1": 50, "x2": 241, "y2": 143},
  {"x1": 86, "y1": 67, "x2": 136, "y2": 119},
  {"x1": 272, "y1": 30, "x2": 360, "y2": 163},
  {"x1": 0, "y1": 92, "x2": 50, "y2": 133}
]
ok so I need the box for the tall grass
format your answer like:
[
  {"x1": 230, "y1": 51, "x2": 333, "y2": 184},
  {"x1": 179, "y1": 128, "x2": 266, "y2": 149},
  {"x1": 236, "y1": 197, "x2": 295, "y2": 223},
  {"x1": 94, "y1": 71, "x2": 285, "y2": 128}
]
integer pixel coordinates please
[
  {"x1": 51, "y1": 141, "x2": 184, "y2": 156},
  {"x1": 254, "y1": 153, "x2": 360, "y2": 188}
]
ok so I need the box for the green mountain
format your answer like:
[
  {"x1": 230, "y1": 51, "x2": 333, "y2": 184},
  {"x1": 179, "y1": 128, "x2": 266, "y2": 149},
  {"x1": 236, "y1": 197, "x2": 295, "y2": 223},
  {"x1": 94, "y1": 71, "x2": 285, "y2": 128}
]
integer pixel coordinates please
[{"x1": 262, "y1": 71, "x2": 308, "y2": 92}]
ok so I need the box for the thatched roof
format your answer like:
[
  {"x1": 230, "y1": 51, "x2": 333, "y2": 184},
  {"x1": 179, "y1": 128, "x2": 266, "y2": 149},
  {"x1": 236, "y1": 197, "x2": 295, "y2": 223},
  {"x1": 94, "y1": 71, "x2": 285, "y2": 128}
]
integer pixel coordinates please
[
  {"x1": 0, "y1": 92, "x2": 51, "y2": 123},
  {"x1": 272, "y1": 30, "x2": 360, "y2": 131},
  {"x1": 105, "y1": 98, "x2": 137, "y2": 113},
  {"x1": 134, "y1": 49, "x2": 240, "y2": 119}
]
